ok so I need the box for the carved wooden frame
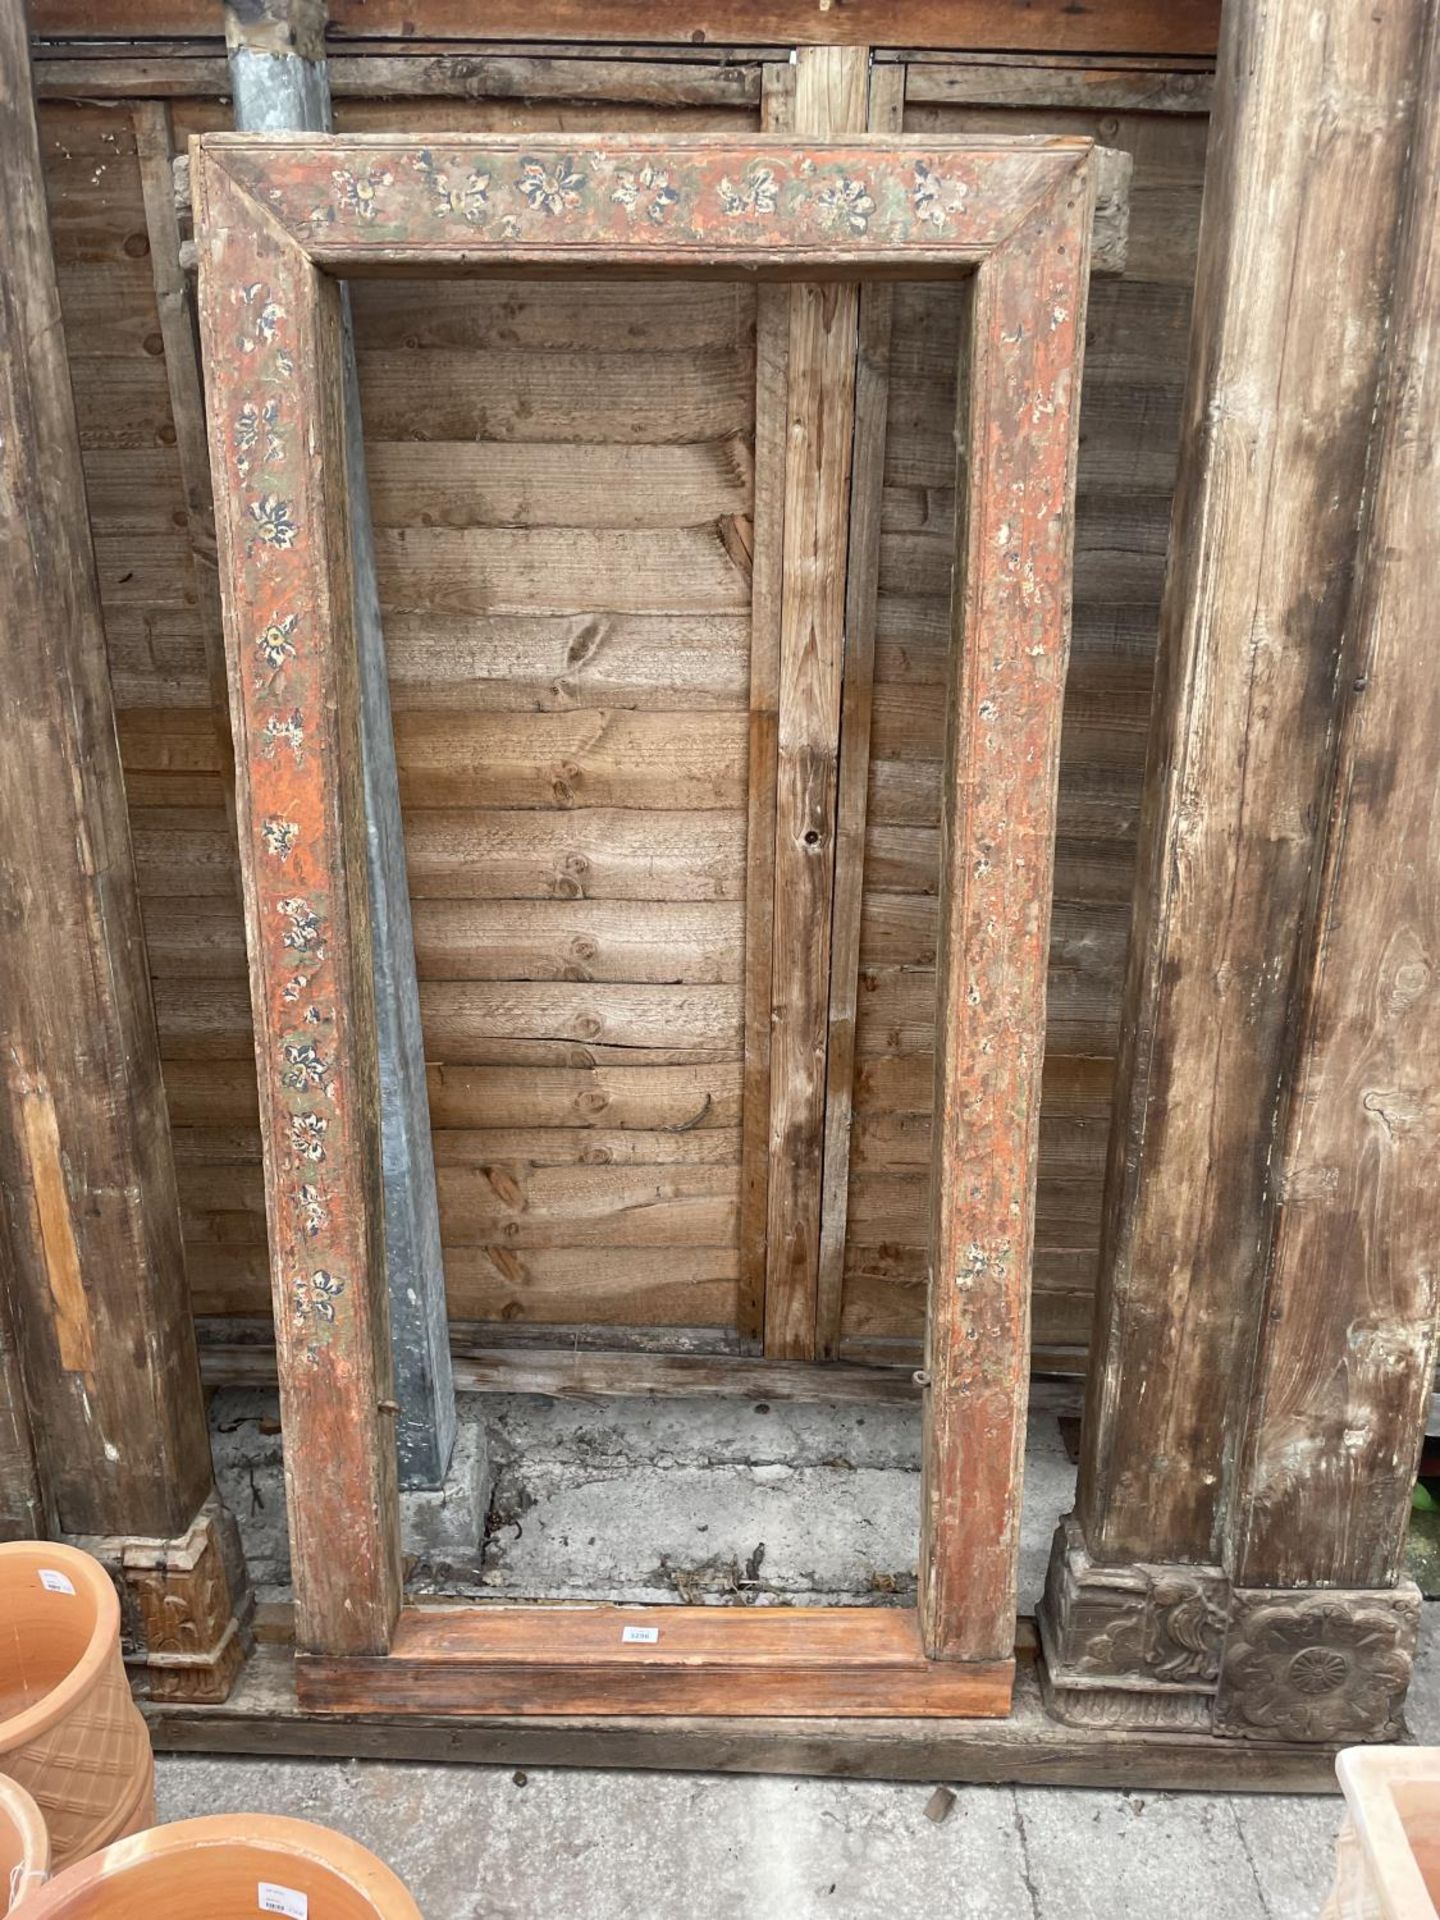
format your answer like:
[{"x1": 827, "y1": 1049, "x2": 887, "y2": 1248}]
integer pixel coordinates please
[{"x1": 193, "y1": 130, "x2": 1093, "y2": 1717}]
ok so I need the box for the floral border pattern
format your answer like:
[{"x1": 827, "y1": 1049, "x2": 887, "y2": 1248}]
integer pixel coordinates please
[{"x1": 214, "y1": 139, "x2": 1063, "y2": 257}]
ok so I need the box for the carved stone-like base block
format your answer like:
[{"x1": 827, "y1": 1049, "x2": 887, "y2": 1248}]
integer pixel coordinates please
[
  {"x1": 1214, "y1": 1584, "x2": 1421, "y2": 1744},
  {"x1": 1038, "y1": 1516, "x2": 1227, "y2": 1733},
  {"x1": 70, "y1": 1495, "x2": 253, "y2": 1705}
]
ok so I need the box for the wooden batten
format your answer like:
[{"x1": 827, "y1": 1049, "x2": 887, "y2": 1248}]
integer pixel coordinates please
[{"x1": 761, "y1": 45, "x2": 866, "y2": 1361}]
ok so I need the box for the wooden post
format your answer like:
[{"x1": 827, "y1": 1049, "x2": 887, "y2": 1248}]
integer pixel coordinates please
[
  {"x1": 761, "y1": 44, "x2": 868, "y2": 1360},
  {"x1": 1212, "y1": 0, "x2": 1440, "y2": 1746},
  {"x1": 1041, "y1": 0, "x2": 1433, "y2": 1739},
  {"x1": 0, "y1": 0, "x2": 246, "y2": 1698},
  {"x1": 225, "y1": 0, "x2": 456, "y2": 1491}
]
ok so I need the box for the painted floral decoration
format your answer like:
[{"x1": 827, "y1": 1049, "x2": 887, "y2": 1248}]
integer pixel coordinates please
[
  {"x1": 309, "y1": 1269, "x2": 346, "y2": 1322},
  {"x1": 281, "y1": 1040, "x2": 330, "y2": 1091},
  {"x1": 260, "y1": 711, "x2": 306, "y2": 761},
  {"x1": 288, "y1": 1112, "x2": 329, "y2": 1163},
  {"x1": 277, "y1": 896, "x2": 325, "y2": 961},
  {"x1": 297, "y1": 1183, "x2": 328, "y2": 1237},
  {"x1": 255, "y1": 613, "x2": 300, "y2": 676},
  {"x1": 611, "y1": 163, "x2": 680, "y2": 226},
  {"x1": 248, "y1": 493, "x2": 298, "y2": 550},
  {"x1": 333, "y1": 164, "x2": 394, "y2": 221},
  {"x1": 262, "y1": 817, "x2": 299, "y2": 860},
  {"x1": 817, "y1": 175, "x2": 874, "y2": 236},
  {"x1": 414, "y1": 149, "x2": 491, "y2": 224},
  {"x1": 912, "y1": 159, "x2": 969, "y2": 230},
  {"x1": 517, "y1": 155, "x2": 586, "y2": 216},
  {"x1": 718, "y1": 166, "x2": 778, "y2": 218}
]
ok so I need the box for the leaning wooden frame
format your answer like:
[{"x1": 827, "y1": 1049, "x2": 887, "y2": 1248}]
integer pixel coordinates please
[{"x1": 193, "y1": 129, "x2": 1094, "y2": 1719}]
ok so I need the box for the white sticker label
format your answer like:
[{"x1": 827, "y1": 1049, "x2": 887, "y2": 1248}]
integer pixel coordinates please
[
  {"x1": 258, "y1": 1883, "x2": 308, "y2": 1920},
  {"x1": 38, "y1": 1569, "x2": 75, "y2": 1595},
  {"x1": 621, "y1": 1625, "x2": 660, "y2": 1645}
]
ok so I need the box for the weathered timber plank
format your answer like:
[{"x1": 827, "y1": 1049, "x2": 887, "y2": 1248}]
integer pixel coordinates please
[
  {"x1": 194, "y1": 153, "x2": 401, "y2": 1651},
  {"x1": 1075, "y1": 0, "x2": 1429, "y2": 1570},
  {"x1": 734, "y1": 62, "x2": 791, "y2": 1344},
  {"x1": 919, "y1": 154, "x2": 1094, "y2": 1661},
  {"x1": 763, "y1": 44, "x2": 867, "y2": 1361},
  {"x1": 141, "y1": 1643, "x2": 1343, "y2": 1790},
  {"x1": 29, "y1": 0, "x2": 1222, "y2": 55},
  {"x1": 815, "y1": 60, "x2": 903, "y2": 1362},
  {"x1": 297, "y1": 1606, "x2": 1013, "y2": 1719},
  {"x1": 1231, "y1": 4, "x2": 1440, "y2": 1593},
  {"x1": 0, "y1": 0, "x2": 213, "y2": 1540}
]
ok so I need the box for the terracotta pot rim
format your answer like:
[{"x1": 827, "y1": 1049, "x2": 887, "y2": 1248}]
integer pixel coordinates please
[
  {"x1": 0, "y1": 1543, "x2": 120, "y2": 1755},
  {"x1": 24, "y1": 1816, "x2": 423, "y2": 1920},
  {"x1": 0, "y1": 1771, "x2": 50, "y2": 1889}
]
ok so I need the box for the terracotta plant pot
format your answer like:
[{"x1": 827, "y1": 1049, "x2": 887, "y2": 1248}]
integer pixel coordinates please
[
  {"x1": 0, "y1": 1775, "x2": 49, "y2": 1912},
  {"x1": 23, "y1": 1815, "x2": 423, "y2": 1920},
  {"x1": 0, "y1": 1544, "x2": 153, "y2": 1870}
]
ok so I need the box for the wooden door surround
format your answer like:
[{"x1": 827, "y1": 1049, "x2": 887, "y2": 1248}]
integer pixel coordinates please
[{"x1": 193, "y1": 130, "x2": 1094, "y2": 1715}]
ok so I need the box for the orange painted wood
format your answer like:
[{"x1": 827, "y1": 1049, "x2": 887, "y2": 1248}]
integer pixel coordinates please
[
  {"x1": 193, "y1": 159, "x2": 402, "y2": 1656},
  {"x1": 195, "y1": 130, "x2": 1092, "y2": 1690},
  {"x1": 919, "y1": 158, "x2": 1095, "y2": 1661},
  {"x1": 296, "y1": 1606, "x2": 1014, "y2": 1718}
]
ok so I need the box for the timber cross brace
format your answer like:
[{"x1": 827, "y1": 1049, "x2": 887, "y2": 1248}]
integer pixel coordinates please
[{"x1": 193, "y1": 129, "x2": 1094, "y2": 1715}]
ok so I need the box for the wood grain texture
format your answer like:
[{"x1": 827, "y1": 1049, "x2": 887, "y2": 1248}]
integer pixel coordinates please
[
  {"x1": 29, "y1": 1, "x2": 1222, "y2": 56},
  {"x1": 0, "y1": 0, "x2": 213, "y2": 1541},
  {"x1": 297, "y1": 1606, "x2": 1013, "y2": 1718},
  {"x1": 762, "y1": 46, "x2": 866, "y2": 1360},
  {"x1": 194, "y1": 153, "x2": 401, "y2": 1653},
  {"x1": 919, "y1": 154, "x2": 1094, "y2": 1662},
  {"x1": 815, "y1": 61, "x2": 903, "y2": 1362},
  {"x1": 1231, "y1": 4, "x2": 1440, "y2": 1593},
  {"x1": 1075, "y1": 0, "x2": 1428, "y2": 1570}
]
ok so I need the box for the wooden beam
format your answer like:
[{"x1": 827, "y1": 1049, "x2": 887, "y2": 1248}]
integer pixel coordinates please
[
  {"x1": 815, "y1": 60, "x2": 902, "y2": 1360},
  {"x1": 225, "y1": 0, "x2": 456, "y2": 1492},
  {"x1": 297, "y1": 1605, "x2": 1011, "y2": 1717},
  {"x1": 192, "y1": 153, "x2": 402, "y2": 1654},
  {"x1": 197, "y1": 1337, "x2": 1087, "y2": 1414},
  {"x1": 919, "y1": 154, "x2": 1094, "y2": 1663},
  {"x1": 762, "y1": 44, "x2": 867, "y2": 1361},
  {"x1": 1230, "y1": 0, "x2": 1440, "y2": 1596},
  {"x1": 144, "y1": 1642, "x2": 1341, "y2": 1791},
  {"x1": 0, "y1": 0, "x2": 213, "y2": 1542},
  {"x1": 1073, "y1": 0, "x2": 1430, "y2": 1575}
]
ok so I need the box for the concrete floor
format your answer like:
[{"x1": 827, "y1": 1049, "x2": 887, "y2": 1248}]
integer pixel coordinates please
[{"x1": 173, "y1": 1389, "x2": 1440, "y2": 1918}]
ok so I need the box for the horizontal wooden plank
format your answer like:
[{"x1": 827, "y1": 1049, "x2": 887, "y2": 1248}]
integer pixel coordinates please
[
  {"x1": 356, "y1": 348, "x2": 753, "y2": 444},
  {"x1": 133, "y1": 807, "x2": 747, "y2": 901},
  {"x1": 184, "y1": 1243, "x2": 741, "y2": 1327},
  {"x1": 152, "y1": 979, "x2": 742, "y2": 1060},
  {"x1": 366, "y1": 440, "x2": 751, "y2": 529},
  {"x1": 375, "y1": 527, "x2": 752, "y2": 618},
  {"x1": 350, "y1": 279, "x2": 752, "y2": 351},
  {"x1": 296, "y1": 1606, "x2": 1012, "y2": 1719},
  {"x1": 380, "y1": 612, "x2": 751, "y2": 711},
  {"x1": 146, "y1": 893, "x2": 744, "y2": 985},
  {"x1": 389, "y1": 711, "x2": 749, "y2": 809},
  {"x1": 28, "y1": 1, "x2": 1222, "y2": 55},
  {"x1": 109, "y1": 608, "x2": 754, "y2": 713},
  {"x1": 425, "y1": 1062, "x2": 742, "y2": 1131}
]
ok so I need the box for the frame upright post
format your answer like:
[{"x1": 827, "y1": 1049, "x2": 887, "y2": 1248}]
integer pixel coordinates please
[{"x1": 224, "y1": 0, "x2": 456, "y2": 1491}]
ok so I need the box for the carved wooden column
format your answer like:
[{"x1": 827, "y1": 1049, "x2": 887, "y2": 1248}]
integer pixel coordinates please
[
  {"x1": 1041, "y1": 0, "x2": 1436, "y2": 1740},
  {"x1": 0, "y1": 0, "x2": 247, "y2": 1700}
]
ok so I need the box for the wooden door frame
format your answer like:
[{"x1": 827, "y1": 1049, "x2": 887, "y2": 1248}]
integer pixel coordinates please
[{"x1": 193, "y1": 129, "x2": 1093, "y2": 1716}]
